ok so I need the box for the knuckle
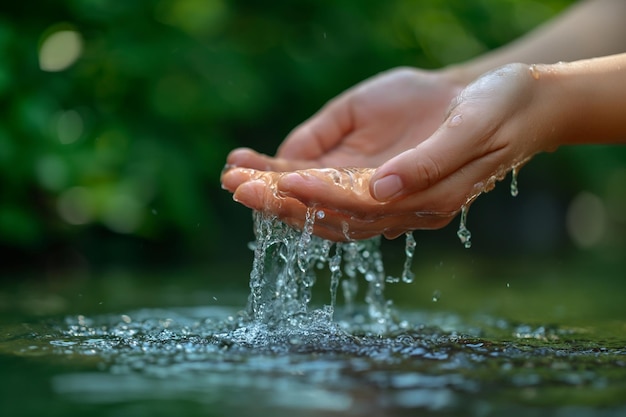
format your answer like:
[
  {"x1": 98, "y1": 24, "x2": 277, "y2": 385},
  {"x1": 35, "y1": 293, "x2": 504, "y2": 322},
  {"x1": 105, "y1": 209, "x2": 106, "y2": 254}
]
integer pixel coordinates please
[{"x1": 411, "y1": 154, "x2": 442, "y2": 190}]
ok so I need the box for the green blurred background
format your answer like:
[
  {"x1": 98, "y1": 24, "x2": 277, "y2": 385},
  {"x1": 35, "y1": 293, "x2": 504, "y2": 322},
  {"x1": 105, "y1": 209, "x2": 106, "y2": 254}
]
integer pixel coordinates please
[{"x1": 1, "y1": 0, "x2": 625, "y2": 282}]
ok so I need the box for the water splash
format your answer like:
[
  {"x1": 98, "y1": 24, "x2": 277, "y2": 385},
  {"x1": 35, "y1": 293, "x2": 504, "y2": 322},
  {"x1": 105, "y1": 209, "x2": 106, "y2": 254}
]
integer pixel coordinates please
[
  {"x1": 297, "y1": 207, "x2": 315, "y2": 273},
  {"x1": 13, "y1": 305, "x2": 624, "y2": 417},
  {"x1": 328, "y1": 244, "x2": 342, "y2": 313},
  {"x1": 456, "y1": 206, "x2": 472, "y2": 249},
  {"x1": 248, "y1": 211, "x2": 395, "y2": 329},
  {"x1": 401, "y1": 232, "x2": 416, "y2": 283}
]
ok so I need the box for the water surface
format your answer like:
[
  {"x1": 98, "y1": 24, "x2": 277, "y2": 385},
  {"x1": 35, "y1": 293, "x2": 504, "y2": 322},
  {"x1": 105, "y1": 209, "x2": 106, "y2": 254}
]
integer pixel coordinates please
[{"x1": 2, "y1": 251, "x2": 626, "y2": 417}]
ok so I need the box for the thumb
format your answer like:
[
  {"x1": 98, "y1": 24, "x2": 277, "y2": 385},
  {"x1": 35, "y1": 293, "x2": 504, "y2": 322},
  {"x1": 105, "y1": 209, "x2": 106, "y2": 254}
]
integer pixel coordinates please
[{"x1": 369, "y1": 112, "x2": 484, "y2": 201}]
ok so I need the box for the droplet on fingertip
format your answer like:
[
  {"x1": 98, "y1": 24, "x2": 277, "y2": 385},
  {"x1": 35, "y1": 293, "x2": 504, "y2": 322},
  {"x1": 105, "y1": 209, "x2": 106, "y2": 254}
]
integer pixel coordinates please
[
  {"x1": 529, "y1": 64, "x2": 540, "y2": 80},
  {"x1": 510, "y1": 167, "x2": 519, "y2": 197}
]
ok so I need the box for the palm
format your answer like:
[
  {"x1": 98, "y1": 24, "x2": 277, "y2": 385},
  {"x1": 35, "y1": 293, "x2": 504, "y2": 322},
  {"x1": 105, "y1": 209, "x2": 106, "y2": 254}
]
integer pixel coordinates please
[{"x1": 227, "y1": 68, "x2": 463, "y2": 171}]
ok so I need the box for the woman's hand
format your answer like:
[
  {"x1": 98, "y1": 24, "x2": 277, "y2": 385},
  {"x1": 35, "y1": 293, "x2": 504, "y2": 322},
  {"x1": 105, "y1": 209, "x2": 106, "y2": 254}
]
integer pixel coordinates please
[
  {"x1": 225, "y1": 67, "x2": 464, "y2": 172},
  {"x1": 221, "y1": 167, "x2": 456, "y2": 241},
  {"x1": 223, "y1": 64, "x2": 560, "y2": 241}
]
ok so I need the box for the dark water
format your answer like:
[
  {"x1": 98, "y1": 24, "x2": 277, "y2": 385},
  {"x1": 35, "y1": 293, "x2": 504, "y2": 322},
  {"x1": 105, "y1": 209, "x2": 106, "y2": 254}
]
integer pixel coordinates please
[{"x1": 2, "y1": 255, "x2": 626, "y2": 417}]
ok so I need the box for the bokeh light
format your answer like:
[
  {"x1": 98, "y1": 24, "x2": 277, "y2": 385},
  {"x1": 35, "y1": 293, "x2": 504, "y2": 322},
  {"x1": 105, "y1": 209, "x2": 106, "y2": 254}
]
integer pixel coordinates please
[
  {"x1": 39, "y1": 28, "x2": 83, "y2": 72},
  {"x1": 57, "y1": 186, "x2": 94, "y2": 226},
  {"x1": 56, "y1": 109, "x2": 84, "y2": 145},
  {"x1": 566, "y1": 191, "x2": 607, "y2": 249}
]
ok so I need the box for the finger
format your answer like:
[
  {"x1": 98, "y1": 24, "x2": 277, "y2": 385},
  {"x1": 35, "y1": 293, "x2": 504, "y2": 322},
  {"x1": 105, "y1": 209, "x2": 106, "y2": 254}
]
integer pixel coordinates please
[
  {"x1": 277, "y1": 93, "x2": 354, "y2": 160},
  {"x1": 225, "y1": 148, "x2": 293, "y2": 171},
  {"x1": 231, "y1": 179, "x2": 366, "y2": 241},
  {"x1": 233, "y1": 175, "x2": 458, "y2": 240},
  {"x1": 226, "y1": 147, "x2": 323, "y2": 172},
  {"x1": 277, "y1": 169, "x2": 388, "y2": 219},
  {"x1": 229, "y1": 170, "x2": 463, "y2": 240},
  {"x1": 393, "y1": 142, "x2": 513, "y2": 219},
  {"x1": 226, "y1": 148, "x2": 275, "y2": 170},
  {"x1": 276, "y1": 168, "x2": 460, "y2": 222},
  {"x1": 221, "y1": 167, "x2": 258, "y2": 193}
]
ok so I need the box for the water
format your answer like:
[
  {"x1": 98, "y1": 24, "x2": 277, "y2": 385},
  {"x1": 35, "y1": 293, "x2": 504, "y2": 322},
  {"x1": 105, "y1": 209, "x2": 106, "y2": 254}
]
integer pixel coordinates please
[
  {"x1": 401, "y1": 232, "x2": 416, "y2": 283},
  {"x1": 529, "y1": 64, "x2": 541, "y2": 80},
  {"x1": 456, "y1": 206, "x2": 472, "y2": 249},
  {"x1": 247, "y1": 211, "x2": 393, "y2": 328},
  {"x1": 510, "y1": 166, "x2": 519, "y2": 197},
  {"x1": 458, "y1": 165, "x2": 522, "y2": 249},
  {"x1": 4, "y1": 301, "x2": 626, "y2": 417},
  {"x1": 2, "y1": 196, "x2": 626, "y2": 416}
]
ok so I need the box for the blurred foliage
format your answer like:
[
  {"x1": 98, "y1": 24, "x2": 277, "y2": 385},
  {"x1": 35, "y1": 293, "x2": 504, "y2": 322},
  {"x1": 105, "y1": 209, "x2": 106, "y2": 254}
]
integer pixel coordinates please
[{"x1": 2, "y1": 0, "x2": 624, "y2": 273}]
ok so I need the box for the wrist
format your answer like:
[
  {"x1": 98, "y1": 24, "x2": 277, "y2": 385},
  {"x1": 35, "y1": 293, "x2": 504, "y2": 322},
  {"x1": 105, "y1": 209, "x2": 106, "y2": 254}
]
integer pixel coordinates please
[{"x1": 536, "y1": 55, "x2": 626, "y2": 147}]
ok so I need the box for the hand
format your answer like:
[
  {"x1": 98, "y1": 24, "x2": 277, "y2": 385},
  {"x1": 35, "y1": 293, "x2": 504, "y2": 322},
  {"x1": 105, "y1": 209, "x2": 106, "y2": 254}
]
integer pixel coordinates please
[
  {"x1": 225, "y1": 67, "x2": 464, "y2": 172},
  {"x1": 221, "y1": 167, "x2": 455, "y2": 241},
  {"x1": 224, "y1": 64, "x2": 558, "y2": 241}
]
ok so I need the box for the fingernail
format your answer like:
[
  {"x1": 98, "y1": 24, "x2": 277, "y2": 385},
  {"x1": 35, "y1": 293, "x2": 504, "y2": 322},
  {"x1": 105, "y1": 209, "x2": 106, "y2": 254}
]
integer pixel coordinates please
[{"x1": 372, "y1": 175, "x2": 403, "y2": 201}]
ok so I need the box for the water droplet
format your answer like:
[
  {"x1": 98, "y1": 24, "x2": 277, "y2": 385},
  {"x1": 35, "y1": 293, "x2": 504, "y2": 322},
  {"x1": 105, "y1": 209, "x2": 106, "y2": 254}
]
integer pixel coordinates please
[
  {"x1": 449, "y1": 114, "x2": 463, "y2": 127},
  {"x1": 457, "y1": 205, "x2": 472, "y2": 249},
  {"x1": 529, "y1": 64, "x2": 540, "y2": 80},
  {"x1": 386, "y1": 275, "x2": 400, "y2": 283},
  {"x1": 510, "y1": 167, "x2": 519, "y2": 197},
  {"x1": 506, "y1": 283, "x2": 510, "y2": 288},
  {"x1": 341, "y1": 221, "x2": 351, "y2": 241},
  {"x1": 432, "y1": 290, "x2": 441, "y2": 302},
  {"x1": 316, "y1": 210, "x2": 326, "y2": 219}
]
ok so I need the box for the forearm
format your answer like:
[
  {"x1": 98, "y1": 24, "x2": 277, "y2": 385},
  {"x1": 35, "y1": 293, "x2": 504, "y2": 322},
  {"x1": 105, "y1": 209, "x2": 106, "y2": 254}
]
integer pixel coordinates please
[
  {"x1": 444, "y1": 0, "x2": 626, "y2": 84},
  {"x1": 539, "y1": 53, "x2": 626, "y2": 148}
]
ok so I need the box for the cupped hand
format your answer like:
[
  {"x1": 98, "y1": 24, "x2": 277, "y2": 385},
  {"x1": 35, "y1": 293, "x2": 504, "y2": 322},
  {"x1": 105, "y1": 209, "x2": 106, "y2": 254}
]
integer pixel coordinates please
[
  {"x1": 369, "y1": 63, "x2": 554, "y2": 203},
  {"x1": 225, "y1": 67, "x2": 464, "y2": 172},
  {"x1": 224, "y1": 64, "x2": 559, "y2": 241},
  {"x1": 221, "y1": 166, "x2": 458, "y2": 241}
]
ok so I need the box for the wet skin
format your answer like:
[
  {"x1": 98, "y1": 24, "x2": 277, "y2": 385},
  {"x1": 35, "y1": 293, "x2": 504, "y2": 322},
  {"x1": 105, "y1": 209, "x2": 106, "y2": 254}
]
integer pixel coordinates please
[{"x1": 223, "y1": 64, "x2": 549, "y2": 241}]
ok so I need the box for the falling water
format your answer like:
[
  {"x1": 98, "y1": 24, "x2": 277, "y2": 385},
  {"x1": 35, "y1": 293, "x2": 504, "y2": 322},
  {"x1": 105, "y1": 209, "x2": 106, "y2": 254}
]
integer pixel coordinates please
[
  {"x1": 248, "y1": 211, "x2": 397, "y2": 328},
  {"x1": 401, "y1": 232, "x2": 416, "y2": 283},
  {"x1": 456, "y1": 206, "x2": 472, "y2": 249},
  {"x1": 510, "y1": 167, "x2": 519, "y2": 197}
]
